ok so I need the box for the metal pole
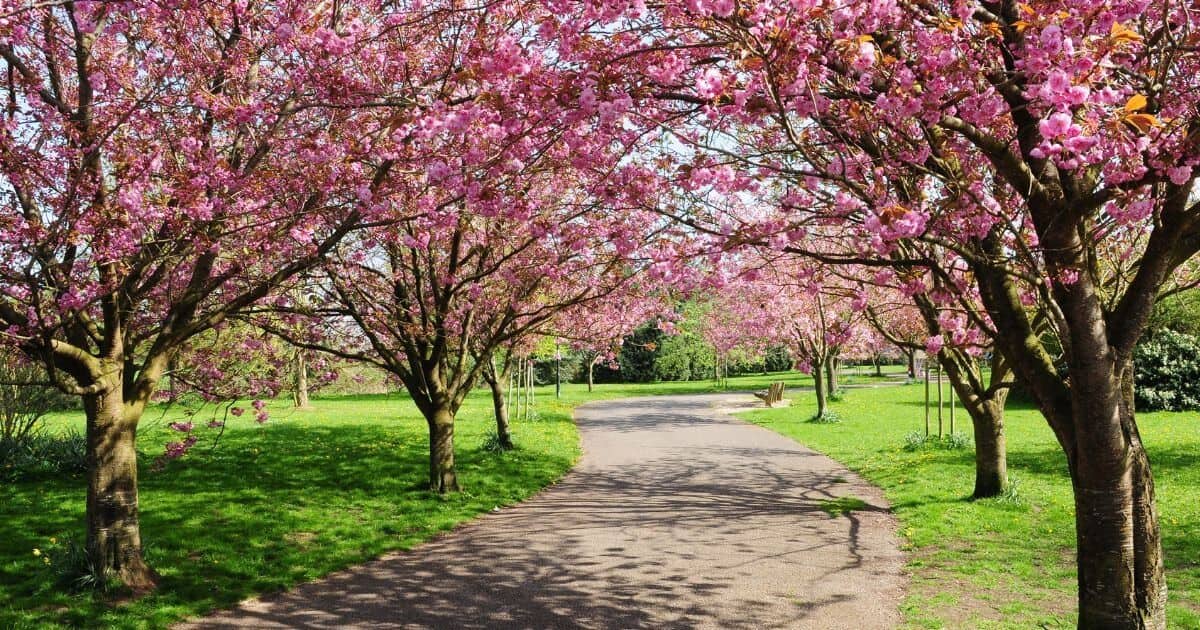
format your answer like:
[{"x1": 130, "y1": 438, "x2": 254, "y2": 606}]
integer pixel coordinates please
[
  {"x1": 514, "y1": 358, "x2": 522, "y2": 422},
  {"x1": 937, "y1": 362, "x2": 944, "y2": 438},
  {"x1": 924, "y1": 363, "x2": 930, "y2": 437},
  {"x1": 949, "y1": 378, "x2": 956, "y2": 434},
  {"x1": 507, "y1": 363, "x2": 514, "y2": 422}
]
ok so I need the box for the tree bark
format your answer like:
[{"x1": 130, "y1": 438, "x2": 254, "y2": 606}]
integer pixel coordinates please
[
  {"x1": 934, "y1": 351, "x2": 1010, "y2": 499},
  {"x1": 292, "y1": 350, "x2": 311, "y2": 409},
  {"x1": 427, "y1": 404, "x2": 460, "y2": 493},
  {"x1": 483, "y1": 362, "x2": 513, "y2": 450},
  {"x1": 1122, "y1": 360, "x2": 1167, "y2": 630},
  {"x1": 973, "y1": 242, "x2": 1166, "y2": 627},
  {"x1": 906, "y1": 350, "x2": 915, "y2": 379},
  {"x1": 1070, "y1": 360, "x2": 1166, "y2": 629},
  {"x1": 587, "y1": 355, "x2": 598, "y2": 392},
  {"x1": 83, "y1": 386, "x2": 157, "y2": 593},
  {"x1": 971, "y1": 399, "x2": 1007, "y2": 498},
  {"x1": 1072, "y1": 423, "x2": 1166, "y2": 629},
  {"x1": 825, "y1": 357, "x2": 839, "y2": 396}
]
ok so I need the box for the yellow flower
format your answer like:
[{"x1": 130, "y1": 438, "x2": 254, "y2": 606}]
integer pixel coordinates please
[
  {"x1": 42, "y1": 557, "x2": 50, "y2": 565},
  {"x1": 49, "y1": 537, "x2": 57, "y2": 544},
  {"x1": 32, "y1": 549, "x2": 41, "y2": 557}
]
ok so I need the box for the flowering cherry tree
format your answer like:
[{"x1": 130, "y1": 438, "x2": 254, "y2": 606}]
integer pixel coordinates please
[
  {"x1": 0, "y1": 1, "x2": 436, "y2": 591},
  {"x1": 256, "y1": 1, "x2": 683, "y2": 491},
  {"x1": 558, "y1": 0, "x2": 1200, "y2": 622},
  {"x1": 537, "y1": 282, "x2": 674, "y2": 394}
]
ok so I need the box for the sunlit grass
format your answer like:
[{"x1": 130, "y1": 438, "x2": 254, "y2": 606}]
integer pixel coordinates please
[
  {"x1": 740, "y1": 383, "x2": 1200, "y2": 629},
  {"x1": 10, "y1": 365, "x2": 1188, "y2": 629},
  {"x1": 0, "y1": 369, "x2": 839, "y2": 629},
  {"x1": 1, "y1": 389, "x2": 581, "y2": 629}
]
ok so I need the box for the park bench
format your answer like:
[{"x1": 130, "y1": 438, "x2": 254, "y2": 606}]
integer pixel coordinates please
[{"x1": 753, "y1": 381, "x2": 786, "y2": 407}]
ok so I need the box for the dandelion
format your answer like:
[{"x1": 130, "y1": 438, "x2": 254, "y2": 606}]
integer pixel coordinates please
[{"x1": 32, "y1": 548, "x2": 41, "y2": 557}]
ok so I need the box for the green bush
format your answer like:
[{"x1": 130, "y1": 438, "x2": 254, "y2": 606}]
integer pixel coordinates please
[
  {"x1": 809, "y1": 410, "x2": 842, "y2": 423},
  {"x1": 1147, "y1": 290, "x2": 1200, "y2": 337},
  {"x1": 1, "y1": 353, "x2": 76, "y2": 443},
  {"x1": 1134, "y1": 329, "x2": 1200, "y2": 411},
  {"x1": 653, "y1": 333, "x2": 716, "y2": 382},
  {"x1": 612, "y1": 323, "x2": 664, "y2": 383},
  {"x1": 0, "y1": 430, "x2": 88, "y2": 482},
  {"x1": 36, "y1": 535, "x2": 113, "y2": 593},
  {"x1": 903, "y1": 430, "x2": 972, "y2": 451}
]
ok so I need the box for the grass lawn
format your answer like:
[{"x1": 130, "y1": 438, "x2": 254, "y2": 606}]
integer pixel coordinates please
[
  {"x1": 740, "y1": 382, "x2": 1200, "y2": 629},
  {"x1": 1, "y1": 390, "x2": 585, "y2": 629},
  {"x1": 10, "y1": 364, "x2": 1190, "y2": 629},
  {"x1": 0, "y1": 369, "x2": 822, "y2": 629}
]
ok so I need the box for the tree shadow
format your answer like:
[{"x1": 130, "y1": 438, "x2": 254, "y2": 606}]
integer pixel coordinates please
[
  {"x1": 0, "y1": 414, "x2": 578, "y2": 628},
  {"x1": 181, "y1": 397, "x2": 904, "y2": 629}
]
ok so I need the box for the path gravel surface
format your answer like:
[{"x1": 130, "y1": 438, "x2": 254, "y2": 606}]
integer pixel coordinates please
[{"x1": 181, "y1": 393, "x2": 905, "y2": 629}]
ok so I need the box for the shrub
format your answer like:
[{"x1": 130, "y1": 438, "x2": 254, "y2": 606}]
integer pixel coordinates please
[
  {"x1": 37, "y1": 535, "x2": 113, "y2": 593},
  {"x1": 902, "y1": 430, "x2": 926, "y2": 451},
  {"x1": 995, "y1": 475, "x2": 1024, "y2": 507},
  {"x1": 0, "y1": 352, "x2": 74, "y2": 443},
  {"x1": 810, "y1": 410, "x2": 842, "y2": 423},
  {"x1": 0, "y1": 430, "x2": 88, "y2": 482},
  {"x1": 1133, "y1": 329, "x2": 1200, "y2": 411},
  {"x1": 653, "y1": 333, "x2": 716, "y2": 382},
  {"x1": 480, "y1": 430, "x2": 515, "y2": 453},
  {"x1": 903, "y1": 431, "x2": 972, "y2": 451},
  {"x1": 609, "y1": 323, "x2": 664, "y2": 383}
]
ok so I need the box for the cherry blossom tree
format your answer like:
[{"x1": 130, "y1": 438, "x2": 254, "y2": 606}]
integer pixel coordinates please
[
  {"x1": 259, "y1": 3, "x2": 682, "y2": 490},
  {"x1": 865, "y1": 272, "x2": 1015, "y2": 497},
  {"x1": 0, "y1": 0, "x2": 535, "y2": 589},
  {"x1": 559, "y1": 0, "x2": 1200, "y2": 622},
  {"x1": 0, "y1": 1, "x2": 430, "y2": 590},
  {"x1": 863, "y1": 297, "x2": 926, "y2": 379},
  {"x1": 541, "y1": 284, "x2": 673, "y2": 392}
]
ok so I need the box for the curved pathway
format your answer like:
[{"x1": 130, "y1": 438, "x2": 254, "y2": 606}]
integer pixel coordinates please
[{"x1": 183, "y1": 394, "x2": 905, "y2": 629}]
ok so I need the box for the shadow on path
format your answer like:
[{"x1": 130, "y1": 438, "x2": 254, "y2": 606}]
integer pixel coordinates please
[{"x1": 180, "y1": 394, "x2": 905, "y2": 630}]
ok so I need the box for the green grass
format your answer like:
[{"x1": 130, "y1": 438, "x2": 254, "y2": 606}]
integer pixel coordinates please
[
  {"x1": 1, "y1": 390, "x2": 582, "y2": 629},
  {"x1": 818, "y1": 496, "x2": 869, "y2": 516},
  {"x1": 739, "y1": 383, "x2": 1200, "y2": 629},
  {"x1": 0, "y1": 369, "x2": 843, "y2": 629},
  {"x1": 14, "y1": 364, "x2": 1184, "y2": 629}
]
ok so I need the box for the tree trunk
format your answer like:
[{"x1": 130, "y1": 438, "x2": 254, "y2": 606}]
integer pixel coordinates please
[
  {"x1": 427, "y1": 404, "x2": 460, "y2": 493},
  {"x1": 875, "y1": 356, "x2": 882, "y2": 377},
  {"x1": 83, "y1": 387, "x2": 157, "y2": 593},
  {"x1": 812, "y1": 363, "x2": 826, "y2": 418},
  {"x1": 1071, "y1": 362, "x2": 1165, "y2": 629},
  {"x1": 970, "y1": 399, "x2": 1007, "y2": 498},
  {"x1": 485, "y1": 370, "x2": 513, "y2": 450},
  {"x1": 587, "y1": 355, "x2": 598, "y2": 392},
  {"x1": 293, "y1": 350, "x2": 311, "y2": 409},
  {"x1": 906, "y1": 350, "x2": 915, "y2": 378},
  {"x1": 825, "y1": 358, "x2": 839, "y2": 396},
  {"x1": 972, "y1": 245, "x2": 1165, "y2": 628},
  {"x1": 1072, "y1": 433, "x2": 1166, "y2": 629},
  {"x1": 938, "y1": 353, "x2": 1010, "y2": 499}
]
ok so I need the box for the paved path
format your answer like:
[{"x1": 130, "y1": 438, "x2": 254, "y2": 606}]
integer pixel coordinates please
[{"x1": 182, "y1": 394, "x2": 905, "y2": 629}]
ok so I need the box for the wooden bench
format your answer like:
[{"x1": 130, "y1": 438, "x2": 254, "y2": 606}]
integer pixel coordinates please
[{"x1": 753, "y1": 381, "x2": 786, "y2": 407}]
